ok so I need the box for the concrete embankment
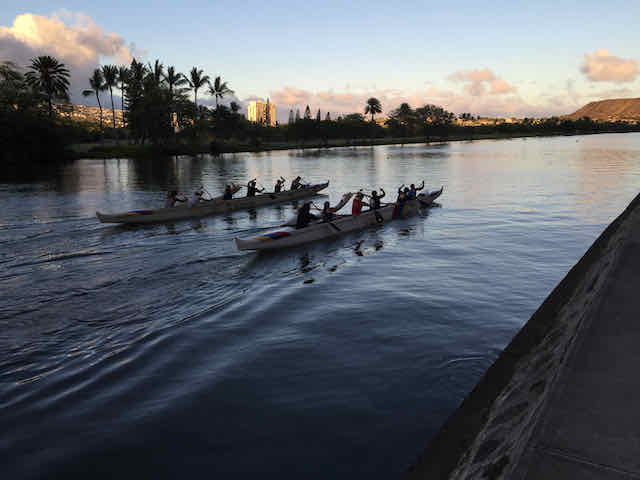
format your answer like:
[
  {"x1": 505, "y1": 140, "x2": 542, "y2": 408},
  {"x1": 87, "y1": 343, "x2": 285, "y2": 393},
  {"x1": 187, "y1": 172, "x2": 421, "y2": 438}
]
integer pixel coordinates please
[{"x1": 408, "y1": 191, "x2": 640, "y2": 479}]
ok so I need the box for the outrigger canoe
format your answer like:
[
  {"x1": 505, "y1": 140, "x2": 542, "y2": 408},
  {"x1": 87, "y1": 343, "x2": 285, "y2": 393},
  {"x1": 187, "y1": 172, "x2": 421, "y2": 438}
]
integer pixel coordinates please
[
  {"x1": 235, "y1": 199, "x2": 419, "y2": 251},
  {"x1": 96, "y1": 182, "x2": 329, "y2": 224}
]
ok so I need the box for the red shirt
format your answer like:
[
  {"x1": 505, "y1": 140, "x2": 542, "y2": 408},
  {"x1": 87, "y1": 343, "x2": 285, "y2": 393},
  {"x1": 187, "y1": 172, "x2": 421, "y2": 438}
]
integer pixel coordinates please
[{"x1": 352, "y1": 198, "x2": 363, "y2": 215}]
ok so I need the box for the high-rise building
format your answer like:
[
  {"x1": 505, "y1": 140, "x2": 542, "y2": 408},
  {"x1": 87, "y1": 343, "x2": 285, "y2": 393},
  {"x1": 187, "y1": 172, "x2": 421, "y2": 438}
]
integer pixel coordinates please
[{"x1": 247, "y1": 99, "x2": 277, "y2": 126}]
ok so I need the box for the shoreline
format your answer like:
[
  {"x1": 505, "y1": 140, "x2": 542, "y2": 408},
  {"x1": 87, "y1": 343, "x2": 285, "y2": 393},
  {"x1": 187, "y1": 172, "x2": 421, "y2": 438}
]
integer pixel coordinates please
[
  {"x1": 407, "y1": 191, "x2": 640, "y2": 478},
  {"x1": 70, "y1": 128, "x2": 640, "y2": 160}
]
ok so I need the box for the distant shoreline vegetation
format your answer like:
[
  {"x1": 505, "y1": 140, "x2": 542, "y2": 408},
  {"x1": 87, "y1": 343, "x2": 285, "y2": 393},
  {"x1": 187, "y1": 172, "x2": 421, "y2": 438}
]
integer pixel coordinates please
[{"x1": 2, "y1": 55, "x2": 640, "y2": 163}]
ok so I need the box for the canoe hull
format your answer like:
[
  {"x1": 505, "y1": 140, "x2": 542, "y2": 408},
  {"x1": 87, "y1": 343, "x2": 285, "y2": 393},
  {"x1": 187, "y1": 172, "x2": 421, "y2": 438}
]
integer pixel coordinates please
[
  {"x1": 417, "y1": 186, "x2": 443, "y2": 207},
  {"x1": 235, "y1": 200, "x2": 419, "y2": 251},
  {"x1": 96, "y1": 182, "x2": 329, "y2": 224}
]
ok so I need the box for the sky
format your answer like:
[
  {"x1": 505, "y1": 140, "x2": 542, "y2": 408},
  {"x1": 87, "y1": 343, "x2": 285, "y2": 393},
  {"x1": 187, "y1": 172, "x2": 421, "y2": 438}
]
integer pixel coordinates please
[{"x1": 1, "y1": 0, "x2": 639, "y2": 122}]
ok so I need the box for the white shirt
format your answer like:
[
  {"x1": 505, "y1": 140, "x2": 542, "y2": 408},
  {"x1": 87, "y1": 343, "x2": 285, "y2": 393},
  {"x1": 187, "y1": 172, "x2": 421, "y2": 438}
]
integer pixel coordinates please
[{"x1": 189, "y1": 194, "x2": 202, "y2": 207}]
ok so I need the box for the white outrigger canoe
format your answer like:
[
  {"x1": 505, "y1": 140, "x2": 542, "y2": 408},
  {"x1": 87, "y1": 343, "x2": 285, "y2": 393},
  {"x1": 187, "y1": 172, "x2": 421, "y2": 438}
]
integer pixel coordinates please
[
  {"x1": 235, "y1": 200, "x2": 420, "y2": 251},
  {"x1": 96, "y1": 182, "x2": 329, "y2": 225}
]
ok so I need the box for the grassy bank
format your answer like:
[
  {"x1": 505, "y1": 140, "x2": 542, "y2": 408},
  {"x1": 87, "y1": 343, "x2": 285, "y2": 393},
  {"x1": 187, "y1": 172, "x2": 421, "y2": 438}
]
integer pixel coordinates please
[{"x1": 70, "y1": 128, "x2": 640, "y2": 160}]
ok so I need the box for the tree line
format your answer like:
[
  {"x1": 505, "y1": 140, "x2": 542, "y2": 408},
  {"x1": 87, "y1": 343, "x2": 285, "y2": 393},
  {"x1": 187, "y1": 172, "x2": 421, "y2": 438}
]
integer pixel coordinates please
[{"x1": 2, "y1": 54, "x2": 639, "y2": 163}]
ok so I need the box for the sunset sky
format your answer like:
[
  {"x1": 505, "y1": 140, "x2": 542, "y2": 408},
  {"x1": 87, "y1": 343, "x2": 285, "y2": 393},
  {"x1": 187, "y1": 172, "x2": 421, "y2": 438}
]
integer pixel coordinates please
[{"x1": 1, "y1": 0, "x2": 639, "y2": 121}]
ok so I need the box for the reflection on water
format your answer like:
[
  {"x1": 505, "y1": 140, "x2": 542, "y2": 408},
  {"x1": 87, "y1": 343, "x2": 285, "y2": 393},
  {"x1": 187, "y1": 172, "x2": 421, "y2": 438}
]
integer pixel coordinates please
[{"x1": 1, "y1": 133, "x2": 640, "y2": 480}]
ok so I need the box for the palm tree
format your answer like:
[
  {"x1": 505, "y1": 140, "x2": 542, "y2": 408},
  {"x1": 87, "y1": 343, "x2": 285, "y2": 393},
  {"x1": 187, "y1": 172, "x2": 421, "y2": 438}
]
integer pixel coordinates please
[
  {"x1": 147, "y1": 59, "x2": 165, "y2": 89},
  {"x1": 117, "y1": 66, "x2": 129, "y2": 125},
  {"x1": 0, "y1": 60, "x2": 22, "y2": 85},
  {"x1": 101, "y1": 65, "x2": 118, "y2": 128},
  {"x1": 24, "y1": 55, "x2": 70, "y2": 118},
  {"x1": 207, "y1": 75, "x2": 234, "y2": 109},
  {"x1": 397, "y1": 102, "x2": 412, "y2": 125},
  {"x1": 187, "y1": 67, "x2": 210, "y2": 109},
  {"x1": 164, "y1": 66, "x2": 188, "y2": 96},
  {"x1": 364, "y1": 97, "x2": 382, "y2": 122},
  {"x1": 82, "y1": 69, "x2": 106, "y2": 129}
]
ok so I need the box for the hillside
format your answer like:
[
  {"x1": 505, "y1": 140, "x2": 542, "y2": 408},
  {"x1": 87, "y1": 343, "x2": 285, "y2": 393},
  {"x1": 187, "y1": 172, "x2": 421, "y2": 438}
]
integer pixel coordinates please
[{"x1": 568, "y1": 98, "x2": 640, "y2": 122}]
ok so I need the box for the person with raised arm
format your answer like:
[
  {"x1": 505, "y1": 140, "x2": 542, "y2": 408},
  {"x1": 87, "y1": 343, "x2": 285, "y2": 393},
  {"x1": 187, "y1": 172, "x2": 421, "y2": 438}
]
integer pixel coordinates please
[
  {"x1": 246, "y1": 179, "x2": 264, "y2": 197},
  {"x1": 369, "y1": 188, "x2": 385, "y2": 210},
  {"x1": 165, "y1": 190, "x2": 187, "y2": 208},
  {"x1": 408, "y1": 181, "x2": 424, "y2": 199},
  {"x1": 274, "y1": 177, "x2": 286, "y2": 193},
  {"x1": 290, "y1": 176, "x2": 302, "y2": 191}
]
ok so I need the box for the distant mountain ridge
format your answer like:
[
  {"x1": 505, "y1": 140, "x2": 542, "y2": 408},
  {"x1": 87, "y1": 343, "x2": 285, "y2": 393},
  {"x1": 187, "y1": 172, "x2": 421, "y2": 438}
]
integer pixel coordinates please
[{"x1": 568, "y1": 98, "x2": 640, "y2": 121}]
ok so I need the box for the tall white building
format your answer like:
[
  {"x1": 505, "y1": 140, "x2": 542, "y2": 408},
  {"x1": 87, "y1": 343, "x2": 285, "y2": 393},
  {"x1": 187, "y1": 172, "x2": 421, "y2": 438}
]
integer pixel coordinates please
[{"x1": 247, "y1": 99, "x2": 277, "y2": 126}]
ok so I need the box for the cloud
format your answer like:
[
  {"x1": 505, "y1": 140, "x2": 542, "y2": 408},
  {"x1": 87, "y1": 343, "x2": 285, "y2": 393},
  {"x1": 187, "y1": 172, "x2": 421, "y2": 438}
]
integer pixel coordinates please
[
  {"x1": 0, "y1": 11, "x2": 144, "y2": 102},
  {"x1": 269, "y1": 86, "x2": 312, "y2": 106},
  {"x1": 448, "y1": 68, "x2": 516, "y2": 96},
  {"x1": 580, "y1": 49, "x2": 639, "y2": 83},
  {"x1": 263, "y1": 82, "x2": 551, "y2": 123}
]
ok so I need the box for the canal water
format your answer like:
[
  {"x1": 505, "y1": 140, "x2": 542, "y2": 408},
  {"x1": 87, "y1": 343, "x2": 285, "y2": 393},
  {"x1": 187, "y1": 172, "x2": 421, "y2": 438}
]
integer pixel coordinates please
[{"x1": 1, "y1": 133, "x2": 639, "y2": 478}]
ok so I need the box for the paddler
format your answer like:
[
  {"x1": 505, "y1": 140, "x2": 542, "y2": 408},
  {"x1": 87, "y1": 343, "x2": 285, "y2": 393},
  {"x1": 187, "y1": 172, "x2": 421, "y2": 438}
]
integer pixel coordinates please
[
  {"x1": 223, "y1": 184, "x2": 234, "y2": 200},
  {"x1": 165, "y1": 190, "x2": 187, "y2": 208},
  {"x1": 396, "y1": 185, "x2": 409, "y2": 204},
  {"x1": 369, "y1": 188, "x2": 385, "y2": 210},
  {"x1": 290, "y1": 176, "x2": 302, "y2": 190},
  {"x1": 352, "y1": 192, "x2": 368, "y2": 215},
  {"x1": 274, "y1": 177, "x2": 286, "y2": 193},
  {"x1": 296, "y1": 202, "x2": 318, "y2": 229},
  {"x1": 246, "y1": 179, "x2": 264, "y2": 197},
  {"x1": 188, "y1": 189, "x2": 204, "y2": 207},
  {"x1": 408, "y1": 181, "x2": 424, "y2": 199}
]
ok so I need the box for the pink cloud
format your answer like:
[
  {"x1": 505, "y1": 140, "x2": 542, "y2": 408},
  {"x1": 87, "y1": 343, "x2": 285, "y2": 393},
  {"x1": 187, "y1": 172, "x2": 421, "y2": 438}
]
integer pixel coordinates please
[
  {"x1": 448, "y1": 68, "x2": 516, "y2": 96},
  {"x1": 490, "y1": 79, "x2": 515, "y2": 94},
  {"x1": 269, "y1": 86, "x2": 311, "y2": 106},
  {"x1": 0, "y1": 11, "x2": 144, "y2": 102},
  {"x1": 580, "y1": 49, "x2": 639, "y2": 83},
  {"x1": 263, "y1": 83, "x2": 570, "y2": 122}
]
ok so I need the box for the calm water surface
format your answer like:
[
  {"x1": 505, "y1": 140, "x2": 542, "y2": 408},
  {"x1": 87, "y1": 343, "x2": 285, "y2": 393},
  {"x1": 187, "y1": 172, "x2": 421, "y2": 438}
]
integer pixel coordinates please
[{"x1": 1, "y1": 133, "x2": 639, "y2": 478}]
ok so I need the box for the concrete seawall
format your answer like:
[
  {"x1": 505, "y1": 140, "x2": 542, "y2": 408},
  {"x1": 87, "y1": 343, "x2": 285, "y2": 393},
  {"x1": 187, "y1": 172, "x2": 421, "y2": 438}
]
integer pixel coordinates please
[{"x1": 408, "y1": 191, "x2": 640, "y2": 479}]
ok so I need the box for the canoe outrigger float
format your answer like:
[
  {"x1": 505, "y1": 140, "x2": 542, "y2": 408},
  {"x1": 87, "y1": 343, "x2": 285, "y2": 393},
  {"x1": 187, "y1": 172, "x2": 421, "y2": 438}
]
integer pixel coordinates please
[
  {"x1": 96, "y1": 182, "x2": 329, "y2": 225},
  {"x1": 235, "y1": 187, "x2": 444, "y2": 251}
]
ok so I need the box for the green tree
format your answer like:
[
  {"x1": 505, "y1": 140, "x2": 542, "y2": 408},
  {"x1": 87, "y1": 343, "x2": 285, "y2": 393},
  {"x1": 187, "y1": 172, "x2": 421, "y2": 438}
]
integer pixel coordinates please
[
  {"x1": 82, "y1": 68, "x2": 107, "y2": 129},
  {"x1": 101, "y1": 65, "x2": 118, "y2": 128},
  {"x1": 147, "y1": 59, "x2": 165, "y2": 89},
  {"x1": 0, "y1": 61, "x2": 38, "y2": 113},
  {"x1": 164, "y1": 66, "x2": 188, "y2": 96},
  {"x1": 208, "y1": 75, "x2": 234, "y2": 109},
  {"x1": 0, "y1": 61, "x2": 22, "y2": 86},
  {"x1": 295, "y1": 108, "x2": 301, "y2": 122},
  {"x1": 24, "y1": 55, "x2": 70, "y2": 118},
  {"x1": 230, "y1": 101, "x2": 240, "y2": 113},
  {"x1": 187, "y1": 67, "x2": 210, "y2": 110},
  {"x1": 304, "y1": 105, "x2": 311, "y2": 119},
  {"x1": 364, "y1": 97, "x2": 382, "y2": 122},
  {"x1": 117, "y1": 66, "x2": 130, "y2": 126}
]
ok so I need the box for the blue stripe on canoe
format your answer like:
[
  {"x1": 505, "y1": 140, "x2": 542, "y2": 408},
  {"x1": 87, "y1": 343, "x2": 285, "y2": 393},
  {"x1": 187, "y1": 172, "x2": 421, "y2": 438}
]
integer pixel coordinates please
[
  {"x1": 126, "y1": 210, "x2": 154, "y2": 215},
  {"x1": 258, "y1": 231, "x2": 291, "y2": 241}
]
